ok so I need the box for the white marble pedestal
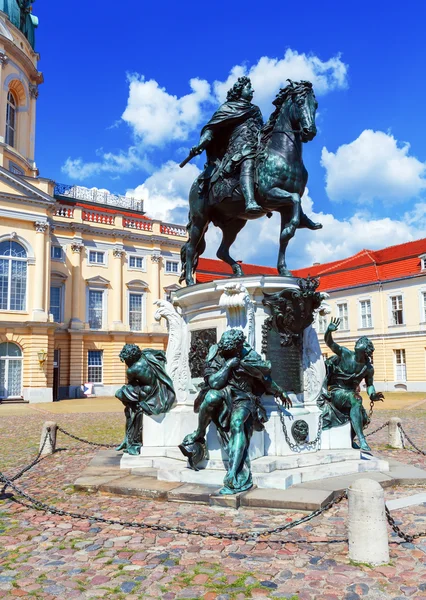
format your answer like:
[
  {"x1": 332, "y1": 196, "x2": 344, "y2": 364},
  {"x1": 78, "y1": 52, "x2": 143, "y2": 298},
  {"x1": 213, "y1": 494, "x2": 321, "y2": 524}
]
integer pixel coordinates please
[{"x1": 121, "y1": 276, "x2": 388, "y2": 491}]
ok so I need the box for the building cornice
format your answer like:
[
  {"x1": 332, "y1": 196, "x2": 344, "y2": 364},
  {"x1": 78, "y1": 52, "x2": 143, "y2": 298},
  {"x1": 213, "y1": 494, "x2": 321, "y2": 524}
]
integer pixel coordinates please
[
  {"x1": 51, "y1": 221, "x2": 184, "y2": 248},
  {"x1": 321, "y1": 272, "x2": 426, "y2": 295},
  {"x1": 1, "y1": 36, "x2": 43, "y2": 84}
]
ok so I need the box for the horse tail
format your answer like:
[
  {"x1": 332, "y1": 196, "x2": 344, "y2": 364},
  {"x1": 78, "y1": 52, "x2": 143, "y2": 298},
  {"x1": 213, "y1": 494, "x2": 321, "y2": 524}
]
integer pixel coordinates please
[{"x1": 179, "y1": 210, "x2": 207, "y2": 284}]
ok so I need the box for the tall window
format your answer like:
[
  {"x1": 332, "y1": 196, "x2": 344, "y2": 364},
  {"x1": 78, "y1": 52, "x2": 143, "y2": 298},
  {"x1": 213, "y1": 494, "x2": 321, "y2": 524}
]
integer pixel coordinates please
[
  {"x1": 88, "y1": 290, "x2": 104, "y2": 329},
  {"x1": 165, "y1": 260, "x2": 179, "y2": 274},
  {"x1": 359, "y1": 299, "x2": 372, "y2": 328},
  {"x1": 5, "y1": 91, "x2": 17, "y2": 148},
  {"x1": 318, "y1": 314, "x2": 327, "y2": 334},
  {"x1": 0, "y1": 240, "x2": 27, "y2": 311},
  {"x1": 49, "y1": 286, "x2": 63, "y2": 323},
  {"x1": 88, "y1": 350, "x2": 103, "y2": 383},
  {"x1": 0, "y1": 342, "x2": 23, "y2": 399},
  {"x1": 390, "y1": 295, "x2": 404, "y2": 325},
  {"x1": 129, "y1": 293, "x2": 144, "y2": 331},
  {"x1": 422, "y1": 292, "x2": 426, "y2": 322},
  {"x1": 337, "y1": 303, "x2": 349, "y2": 330},
  {"x1": 394, "y1": 349, "x2": 407, "y2": 381}
]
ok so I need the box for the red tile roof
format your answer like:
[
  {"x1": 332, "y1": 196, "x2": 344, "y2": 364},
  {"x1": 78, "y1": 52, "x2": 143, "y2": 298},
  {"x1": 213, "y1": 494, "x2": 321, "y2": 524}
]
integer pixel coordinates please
[
  {"x1": 196, "y1": 238, "x2": 426, "y2": 291},
  {"x1": 196, "y1": 258, "x2": 277, "y2": 284}
]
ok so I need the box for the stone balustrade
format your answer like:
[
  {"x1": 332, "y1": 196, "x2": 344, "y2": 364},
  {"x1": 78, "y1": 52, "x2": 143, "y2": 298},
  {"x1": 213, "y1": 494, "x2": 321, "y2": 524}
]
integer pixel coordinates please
[
  {"x1": 54, "y1": 205, "x2": 74, "y2": 218},
  {"x1": 160, "y1": 223, "x2": 187, "y2": 237},
  {"x1": 82, "y1": 210, "x2": 115, "y2": 225},
  {"x1": 123, "y1": 217, "x2": 153, "y2": 231}
]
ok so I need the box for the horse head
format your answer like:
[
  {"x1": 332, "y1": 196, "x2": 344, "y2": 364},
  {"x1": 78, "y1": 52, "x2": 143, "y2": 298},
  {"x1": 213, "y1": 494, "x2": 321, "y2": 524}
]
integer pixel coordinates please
[{"x1": 272, "y1": 80, "x2": 318, "y2": 143}]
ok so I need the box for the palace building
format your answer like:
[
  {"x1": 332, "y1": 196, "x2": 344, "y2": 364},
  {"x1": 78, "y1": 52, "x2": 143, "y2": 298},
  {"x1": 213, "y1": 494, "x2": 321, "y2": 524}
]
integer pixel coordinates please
[
  {"x1": 196, "y1": 237, "x2": 426, "y2": 393},
  {"x1": 0, "y1": 5, "x2": 186, "y2": 402}
]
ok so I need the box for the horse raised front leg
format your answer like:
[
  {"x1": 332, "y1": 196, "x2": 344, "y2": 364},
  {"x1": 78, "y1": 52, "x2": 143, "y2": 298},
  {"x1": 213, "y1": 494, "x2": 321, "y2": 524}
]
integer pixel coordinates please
[{"x1": 216, "y1": 219, "x2": 247, "y2": 277}]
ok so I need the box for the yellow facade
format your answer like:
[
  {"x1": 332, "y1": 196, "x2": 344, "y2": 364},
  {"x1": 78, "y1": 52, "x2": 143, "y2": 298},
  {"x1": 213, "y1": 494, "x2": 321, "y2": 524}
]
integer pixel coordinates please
[
  {"x1": 315, "y1": 275, "x2": 426, "y2": 392},
  {"x1": 0, "y1": 9, "x2": 186, "y2": 402}
]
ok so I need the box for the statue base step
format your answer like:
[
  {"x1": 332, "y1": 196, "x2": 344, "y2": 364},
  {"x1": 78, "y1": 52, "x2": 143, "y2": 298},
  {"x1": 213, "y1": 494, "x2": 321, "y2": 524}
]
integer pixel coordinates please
[{"x1": 121, "y1": 449, "x2": 389, "y2": 490}]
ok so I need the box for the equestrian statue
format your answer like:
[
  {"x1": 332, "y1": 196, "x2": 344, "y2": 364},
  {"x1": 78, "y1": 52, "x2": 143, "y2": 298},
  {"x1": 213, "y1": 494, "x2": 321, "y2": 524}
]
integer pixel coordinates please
[{"x1": 179, "y1": 77, "x2": 322, "y2": 286}]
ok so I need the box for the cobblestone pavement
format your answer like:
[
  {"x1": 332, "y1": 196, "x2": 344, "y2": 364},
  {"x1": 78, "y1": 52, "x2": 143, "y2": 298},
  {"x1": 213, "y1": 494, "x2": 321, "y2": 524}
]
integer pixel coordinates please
[{"x1": 1, "y1": 409, "x2": 426, "y2": 599}]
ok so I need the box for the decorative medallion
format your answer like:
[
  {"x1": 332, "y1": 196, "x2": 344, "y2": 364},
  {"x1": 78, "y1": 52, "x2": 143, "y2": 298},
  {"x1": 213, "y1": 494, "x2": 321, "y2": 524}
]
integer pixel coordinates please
[{"x1": 291, "y1": 420, "x2": 309, "y2": 444}]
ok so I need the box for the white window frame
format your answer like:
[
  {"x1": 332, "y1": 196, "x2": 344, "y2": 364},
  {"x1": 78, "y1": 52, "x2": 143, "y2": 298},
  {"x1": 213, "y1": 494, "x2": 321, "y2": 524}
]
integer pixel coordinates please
[
  {"x1": 336, "y1": 302, "x2": 349, "y2": 330},
  {"x1": 0, "y1": 240, "x2": 28, "y2": 312},
  {"x1": 50, "y1": 245, "x2": 64, "y2": 262},
  {"x1": 394, "y1": 349, "x2": 407, "y2": 382},
  {"x1": 88, "y1": 250, "x2": 106, "y2": 266},
  {"x1": 358, "y1": 298, "x2": 373, "y2": 329},
  {"x1": 419, "y1": 289, "x2": 426, "y2": 324},
  {"x1": 87, "y1": 350, "x2": 103, "y2": 384},
  {"x1": 420, "y1": 255, "x2": 426, "y2": 270},
  {"x1": 128, "y1": 254, "x2": 146, "y2": 271},
  {"x1": 87, "y1": 288, "x2": 106, "y2": 330},
  {"x1": 49, "y1": 283, "x2": 64, "y2": 323},
  {"x1": 128, "y1": 291, "x2": 145, "y2": 331},
  {"x1": 389, "y1": 294, "x2": 404, "y2": 326},
  {"x1": 165, "y1": 259, "x2": 180, "y2": 274},
  {"x1": 317, "y1": 313, "x2": 327, "y2": 334},
  {"x1": 5, "y1": 90, "x2": 17, "y2": 148},
  {"x1": 0, "y1": 342, "x2": 23, "y2": 399}
]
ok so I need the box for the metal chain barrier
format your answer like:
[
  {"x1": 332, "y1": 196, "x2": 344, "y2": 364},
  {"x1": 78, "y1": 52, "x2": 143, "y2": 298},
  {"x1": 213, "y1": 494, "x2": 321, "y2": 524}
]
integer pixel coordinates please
[
  {"x1": 0, "y1": 470, "x2": 347, "y2": 543},
  {"x1": 274, "y1": 399, "x2": 323, "y2": 452},
  {"x1": 0, "y1": 428, "x2": 53, "y2": 494},
  {"x1": 398, "y1": 423, "x2": 426, "y2": 456},
  {"x1": 365, "y1": 421, "x2": 389, "y2": 438},
  {"x1": 386, "y1": 506, "x2": 426, "y2": 543},
  {"x1": 57, "y1": 426, "x2": 117, "y2": 448}
]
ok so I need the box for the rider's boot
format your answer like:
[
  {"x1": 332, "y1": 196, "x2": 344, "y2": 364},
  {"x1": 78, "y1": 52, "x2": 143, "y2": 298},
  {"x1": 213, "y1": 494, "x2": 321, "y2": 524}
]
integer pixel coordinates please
[{"x1": 240, "y1": 160, "x2": 263, "y2": 215}]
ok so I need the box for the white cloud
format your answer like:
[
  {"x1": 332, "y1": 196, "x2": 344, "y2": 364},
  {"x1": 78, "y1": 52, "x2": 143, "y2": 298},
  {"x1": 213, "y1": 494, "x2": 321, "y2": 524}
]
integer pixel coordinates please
[
  {"x1": 321, "y1": 130, "x2": 426, "y2": 204},
  {"x1": 121, "y1": 75, "x2": 212, "y2": 146},
  {"x1": 62, "y1": 147, "x2": 150, "y2": 180},
  {"x1": 61, "y1": 49, "x2": 348, "y2": 180},
  {"x1": 121, "y1": 50, "x2": 347, "y2": 148},
  {"x1": 213, "y1": 50, "x2": 348, "y2": 114},
  {"x1": 127, "y1": 160, "x2": 201, "y2": 222}
]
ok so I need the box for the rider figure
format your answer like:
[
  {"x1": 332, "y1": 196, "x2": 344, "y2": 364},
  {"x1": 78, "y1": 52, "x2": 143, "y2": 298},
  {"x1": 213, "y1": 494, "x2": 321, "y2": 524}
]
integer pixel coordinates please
[{"x1": 191, "y1": 76, "x2": 263, "y2": 216}]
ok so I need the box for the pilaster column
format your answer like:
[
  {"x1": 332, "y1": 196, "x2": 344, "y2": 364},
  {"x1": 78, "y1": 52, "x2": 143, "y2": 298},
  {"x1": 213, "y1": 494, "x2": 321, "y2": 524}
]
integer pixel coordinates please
[
  {"x1": 70, "y1": 241, "x2": 84, "y2": 329},
  {"x1": 28, "y1": 84, "x2": 39, "y2": 167},
  {"x1": 112, "y1": 247, "x2": 125, "y2": 329},
  {"x1": 150, "y1": 253, "x2": 162, "y2": 300},
  {"x1": 32, "y1": 221, "x2": 48, "y2": 321}
]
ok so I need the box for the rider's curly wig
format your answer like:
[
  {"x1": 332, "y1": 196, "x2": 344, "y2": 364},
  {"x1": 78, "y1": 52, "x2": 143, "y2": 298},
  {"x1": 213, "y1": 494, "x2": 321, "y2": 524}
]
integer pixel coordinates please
[
  {"x1": 226, "y1": 76, "x2": 251, "y2": 101},
  {"x1": 218, "y1": 329, "x2": 246, "y2": 353},
  {"x1": 119, "y1": 343, "x2": 143, "y2": 364}
]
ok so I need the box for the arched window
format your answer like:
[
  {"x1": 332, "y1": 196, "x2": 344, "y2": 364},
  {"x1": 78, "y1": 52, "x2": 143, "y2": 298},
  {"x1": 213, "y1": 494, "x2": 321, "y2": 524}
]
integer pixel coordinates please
[
  {"x1": 0, "y1": 240, "x2": 27, "y2": 311},
  {"x1": 0, "y1": 342, "x2": 23, "y2": 399},
  {"x1": 5, "y1": 91, "x2": 17, "y2": 148}
]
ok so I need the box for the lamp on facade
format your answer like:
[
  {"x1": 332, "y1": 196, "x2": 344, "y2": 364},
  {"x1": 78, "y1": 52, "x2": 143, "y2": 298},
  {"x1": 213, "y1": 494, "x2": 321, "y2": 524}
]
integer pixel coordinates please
[{"x1": 38, "y1": 349, "x2": 47, "y2": 368}]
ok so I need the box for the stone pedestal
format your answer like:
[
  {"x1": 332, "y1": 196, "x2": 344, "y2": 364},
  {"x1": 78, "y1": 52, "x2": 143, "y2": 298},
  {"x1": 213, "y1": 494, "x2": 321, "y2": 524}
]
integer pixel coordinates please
[{"x1": 120, "y1": 276, "x2": 386, "y2": 489}]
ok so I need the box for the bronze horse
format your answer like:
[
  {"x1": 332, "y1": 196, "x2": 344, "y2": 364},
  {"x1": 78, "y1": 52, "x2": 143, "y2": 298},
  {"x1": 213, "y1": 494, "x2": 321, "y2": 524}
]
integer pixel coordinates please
[{"x1": 180, "y1": 80, "x2": 322, "y2": 286}]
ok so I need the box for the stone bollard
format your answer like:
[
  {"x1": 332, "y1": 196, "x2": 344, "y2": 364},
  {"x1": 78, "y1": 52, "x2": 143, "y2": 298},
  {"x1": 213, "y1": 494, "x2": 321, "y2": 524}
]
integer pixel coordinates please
[
  {"x1": 388, "y1": 417, "x2": 403, "y2": 449},
  {"x1": 348, "y1": 478, "x2": 389, "y2": 565},
  {"x1": 39, "y1": 421, "x2": 57, "y2": 455}
]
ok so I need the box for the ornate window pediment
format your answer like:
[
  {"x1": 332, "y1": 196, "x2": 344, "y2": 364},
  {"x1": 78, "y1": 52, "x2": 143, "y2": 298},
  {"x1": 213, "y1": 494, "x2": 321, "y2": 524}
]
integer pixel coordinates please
[
  {"x1": 126, "y1": 279, "x2": 149, "y2": 291},
  {"x1": 86, "y1": 275, "x2": 110, "y2": 288}
]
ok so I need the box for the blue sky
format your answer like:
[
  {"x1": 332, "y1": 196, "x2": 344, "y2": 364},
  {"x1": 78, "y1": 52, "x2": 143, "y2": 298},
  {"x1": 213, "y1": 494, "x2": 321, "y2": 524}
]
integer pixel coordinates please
[{"x1": 33, "y1": 0, "x2": 426, "y2": 269}]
